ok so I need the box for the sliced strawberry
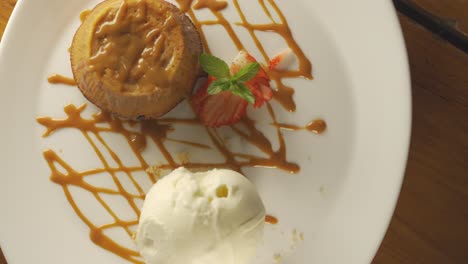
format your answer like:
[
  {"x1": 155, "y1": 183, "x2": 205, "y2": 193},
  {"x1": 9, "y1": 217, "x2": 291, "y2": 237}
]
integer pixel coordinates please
[
  {"x1": 198, "y1": 92, "x2": 248, "y2": 127},
  {"x1": 250, "y1": 83, "x2": 273, "y2": 108},
  {"x1": 192, "y1": 50, "x2": 274, "y2": 127},
  {"x1": 192, "y1": 79, "x2": 248, "y2": 127},
  {"x1": 231, "y1": 50, "x2": 272, "y2": 108},
  {"x1": 269, "y1": 56, "x2": 282, "y2": 71},
  {"x1": 191, "y1": 76, "x2": 214, "y2": 113},
  {"x1": 269, "y1": 48, "x2": 295, "y2": 71}
]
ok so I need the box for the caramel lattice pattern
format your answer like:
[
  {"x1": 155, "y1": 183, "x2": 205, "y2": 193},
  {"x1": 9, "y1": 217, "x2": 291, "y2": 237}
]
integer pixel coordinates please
[
  {"x1": 179, "y1": 0, "x2": 312, "y2": 111},
  {"x1": 38, "y1": 0, "x2": 312, "y2": 262}
]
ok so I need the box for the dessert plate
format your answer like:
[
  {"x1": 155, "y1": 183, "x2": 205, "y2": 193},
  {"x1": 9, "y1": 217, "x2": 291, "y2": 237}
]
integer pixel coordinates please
[{"x1": 0, "y1": 0, "x2": 411, "y2": 263}]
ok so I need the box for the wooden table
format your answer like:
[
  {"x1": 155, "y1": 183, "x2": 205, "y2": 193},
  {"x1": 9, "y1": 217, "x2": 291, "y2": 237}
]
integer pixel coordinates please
[{"x1": 1, "y1": 0, "x2": 467, "y2": 263}]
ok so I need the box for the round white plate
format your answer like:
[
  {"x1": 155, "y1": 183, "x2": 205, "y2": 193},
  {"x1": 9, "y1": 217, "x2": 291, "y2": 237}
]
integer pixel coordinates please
[{"x1": 0, "y1": 0, "x2": 410, "y2": 263}]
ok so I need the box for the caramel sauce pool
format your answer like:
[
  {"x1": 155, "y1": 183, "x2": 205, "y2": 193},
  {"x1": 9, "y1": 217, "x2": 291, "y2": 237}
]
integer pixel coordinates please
[
  {"x1": 87, "y1": 0, "x2": 180, "y2": 93},
  {"x1": 40, "y1": 0, "x2": 320, "y2": 262}
]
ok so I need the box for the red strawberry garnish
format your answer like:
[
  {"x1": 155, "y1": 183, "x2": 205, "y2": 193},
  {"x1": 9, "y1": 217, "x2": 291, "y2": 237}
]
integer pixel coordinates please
[
  {"x1": 192, "y1": 76, "x2": 248, "y2": 127},
  {"x1": 192, "y1": 51, "x2": 273, "y2": 127}
]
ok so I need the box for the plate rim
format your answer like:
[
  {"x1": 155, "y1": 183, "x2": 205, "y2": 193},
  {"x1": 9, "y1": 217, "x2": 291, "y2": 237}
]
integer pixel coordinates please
[{"x1": 0, "y1": 0, "x2": 412, "y2": 263}]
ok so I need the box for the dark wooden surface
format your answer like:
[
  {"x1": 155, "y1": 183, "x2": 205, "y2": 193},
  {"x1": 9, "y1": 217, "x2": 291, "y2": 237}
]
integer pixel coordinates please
[
  {"x1": 0, "y1": 0, "x2": 15, "y2": 42},
  {"x1": 406, "y1": 0, "x2": 468, "y2": 34},
  {"x1": 0, "y1": 0, "x2": 15, "y2": 257},
  {"x1": 0, "y1": 2, "x2": 14, "y2": 263},
  {"x1": 0, "y1": 1, "x2": 467, "y2": 263},
  {"x1": 372, "y1": 13, "x2": 468, "y2": 264}
]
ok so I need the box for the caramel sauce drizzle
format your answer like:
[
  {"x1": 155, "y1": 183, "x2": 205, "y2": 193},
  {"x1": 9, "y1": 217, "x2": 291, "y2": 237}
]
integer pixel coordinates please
[
  {"x1": 275, "y1": 119, "x2": 327, "y2": 134},
  {"x1": 182, "y1": 0, "x2": 313, "y2": 112},
  {"x1": 47, "y1": 74, "x2": 76, "y2": 86},
  {"x1": 80, "y1": 9, "x2": 91, "y2": 23},
  {"x1": 88, "y1": 0, "x2": 179, "y2": 92},
  {"x1": 40, "y1": 0, "x2": 319, "y2": 262},
  {"x1": 265, "y1": 215, "x2": 279, "y2": 225},
  {"x1": 37, "y1": 101, "x2": 306, "y2": 262},
  {"x1": 193, "y1": 0, "x2": 227, "y2": 11}
]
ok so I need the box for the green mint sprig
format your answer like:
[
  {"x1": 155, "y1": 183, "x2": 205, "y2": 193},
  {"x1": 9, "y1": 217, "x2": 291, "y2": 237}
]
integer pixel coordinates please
[{"x1": 199, "y1": 53, "x2": 259, "y2": 104}]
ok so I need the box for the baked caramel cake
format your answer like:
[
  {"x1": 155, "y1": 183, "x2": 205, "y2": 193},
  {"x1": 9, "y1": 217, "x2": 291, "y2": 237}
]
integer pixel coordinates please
[{"x1": 71, "y1": 0, "x2": 203, "y2": 119}]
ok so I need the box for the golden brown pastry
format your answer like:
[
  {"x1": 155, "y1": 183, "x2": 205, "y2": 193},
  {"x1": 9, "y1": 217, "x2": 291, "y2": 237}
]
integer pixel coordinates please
[{"x1": 71, "y1": 0, "x2": 202, "y2": 119}]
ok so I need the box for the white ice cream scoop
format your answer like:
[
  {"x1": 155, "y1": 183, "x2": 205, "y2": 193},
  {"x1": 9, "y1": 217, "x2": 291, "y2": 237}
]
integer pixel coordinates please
[{"x1": 136, "y1": 167, "x2": 265, "y2": 264}]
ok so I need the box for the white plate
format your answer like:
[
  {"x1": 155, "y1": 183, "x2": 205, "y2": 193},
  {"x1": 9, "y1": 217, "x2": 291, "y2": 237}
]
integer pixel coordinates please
[{"x1": 0, "y1": 0, "x2": 411, "y2": 263}]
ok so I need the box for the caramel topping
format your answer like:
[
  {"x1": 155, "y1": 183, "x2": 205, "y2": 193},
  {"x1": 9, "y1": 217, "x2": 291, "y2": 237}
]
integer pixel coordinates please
[
  {"x1": 80, "y1": 9, "x2": 91, "y2": 22},
  {"x1": 274, "y1": 119, "x2": 327, "y2": 135},
  {"x1": 47, "y1": 74, "x2": 76, "y2": 86},
  {"x1": 40, "y1": 0, "x2": 320, "y2": 261},
  {"x1": 305, "y1": 119, "x2": 327, "y2": 134},
  {"x1": 37, "y1": 101, "x2": 300, "y2": 262},
  {"x1": 180, "y1": 0, "x2": 313, "y2": 111},
  {"x1": 232, "y1": 0, "x2": 312, "y2": 111},
  {"x1": 175, "y1": 0, "x2": 194, "y2": 12},
  {"x1": 88, "y1": 0, "x2": 181, "y2": 94},
  {"x1": 265, "y1": 215, "x2": 279, "y2": 224},
  {"x1": 193, "y1": 0, "x2": 228, "y2": 11}
]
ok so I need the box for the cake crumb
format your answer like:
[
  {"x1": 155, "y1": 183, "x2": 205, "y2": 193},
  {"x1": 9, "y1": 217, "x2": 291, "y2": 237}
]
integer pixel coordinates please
[
  {"x1": 292, "y1": 229, "x2": 298, "y2": 243},
  {"x1": 145, "y1": 164, "x2": 166, "y2": 179},
  {"x1": 290, "y1": 229, "x2": 303, "y2": 250},
  {"x1": 177, "y1": 151, "x2": 190, "y2": 165},
  {"x1": 319, "y1": 185, "x2": 326, "y2": 194},
  {"x1": 273, "y1": 253, "x2": 282, "y2": 263}
]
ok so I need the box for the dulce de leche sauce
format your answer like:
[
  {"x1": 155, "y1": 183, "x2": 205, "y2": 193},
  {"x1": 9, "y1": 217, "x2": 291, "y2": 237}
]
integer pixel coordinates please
[
  {"x1": 88, "y1": 1, "x2": 177, "y2": 93},
  {"x1": 40, "y1": 0, "x2": 324, "y2": 262},
  {"x1": 71, "y1": 0, "x2": 202, "y2": 118}
]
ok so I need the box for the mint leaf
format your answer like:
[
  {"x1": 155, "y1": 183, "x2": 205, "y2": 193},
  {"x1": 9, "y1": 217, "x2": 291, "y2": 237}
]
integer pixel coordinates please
[
  {"x1": 198, "y1": 54, "x2": 264, "y2": 105},
  {"x1": 207, "y1": 79, "x2": 230, "y2": 95},
  {"x1": 231, "y1": 83, "x2": 255, "y2": 104},
  {"x1": 199, "y1": 54, "x2": 231, "y2": 79},
  {"x1": 232, "y1": 62, "x2": 260, "y2": 82}
]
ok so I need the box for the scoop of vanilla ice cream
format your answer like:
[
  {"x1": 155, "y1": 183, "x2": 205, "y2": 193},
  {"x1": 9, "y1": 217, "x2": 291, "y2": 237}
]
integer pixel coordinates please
[{"x1": 136, "y1": 167, "x2": 265, "y2": 264}]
